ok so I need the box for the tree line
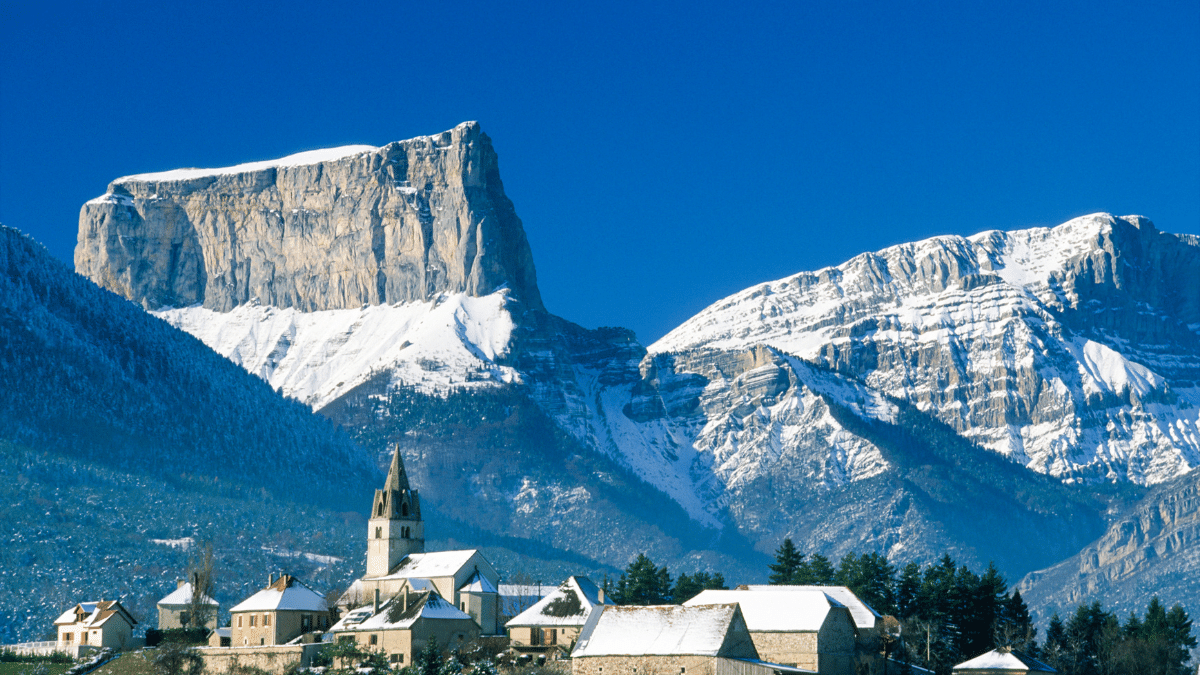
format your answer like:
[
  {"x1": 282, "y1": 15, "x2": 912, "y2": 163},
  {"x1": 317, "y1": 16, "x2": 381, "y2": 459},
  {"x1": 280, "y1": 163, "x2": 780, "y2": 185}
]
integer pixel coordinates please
[{"x1": 602, "y1": 542, "x2": 1195, "y2": 675}]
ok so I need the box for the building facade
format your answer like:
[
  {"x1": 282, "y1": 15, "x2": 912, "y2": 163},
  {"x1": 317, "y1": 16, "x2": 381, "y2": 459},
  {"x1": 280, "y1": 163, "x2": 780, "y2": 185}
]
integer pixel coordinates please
[
  {"x1": 228, "y1": 574, "x2": 329, "y2": 647},
  {"x1": 54, "y1": 600, "x2": 137, "y2": 655}
]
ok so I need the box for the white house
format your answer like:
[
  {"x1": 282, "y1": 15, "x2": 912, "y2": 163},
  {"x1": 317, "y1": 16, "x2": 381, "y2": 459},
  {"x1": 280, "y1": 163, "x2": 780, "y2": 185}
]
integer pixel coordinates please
[{"x1": 54, "y1": 600, "x2": 137, "y2": 656}]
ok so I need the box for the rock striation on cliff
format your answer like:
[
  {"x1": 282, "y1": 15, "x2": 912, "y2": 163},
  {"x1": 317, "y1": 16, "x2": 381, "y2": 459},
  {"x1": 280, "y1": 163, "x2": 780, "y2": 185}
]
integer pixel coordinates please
[{"x1": 76, "y1": 122, "x2": 543, "y2": 313}]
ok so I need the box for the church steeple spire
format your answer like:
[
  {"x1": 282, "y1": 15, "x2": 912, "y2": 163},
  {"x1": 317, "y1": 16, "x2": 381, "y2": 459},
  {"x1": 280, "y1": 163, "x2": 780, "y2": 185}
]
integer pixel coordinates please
[
  {"x1": 384, "y1": 443, "x2": 410, "y2": 492},
  {"x1": 366, "y1": 444, "x2": 424, "y2": 577}
]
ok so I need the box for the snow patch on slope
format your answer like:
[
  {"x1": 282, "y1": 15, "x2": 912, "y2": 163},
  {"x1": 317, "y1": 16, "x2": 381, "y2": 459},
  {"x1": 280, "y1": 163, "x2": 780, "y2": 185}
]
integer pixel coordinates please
[{"x1": 153, "y1": 291, "x2": 518, "y2": 410}]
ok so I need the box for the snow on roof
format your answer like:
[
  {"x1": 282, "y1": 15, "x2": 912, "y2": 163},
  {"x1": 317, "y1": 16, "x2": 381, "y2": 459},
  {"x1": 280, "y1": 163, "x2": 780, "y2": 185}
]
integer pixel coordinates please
[
  {"x1": 380, "y1": 550, "x2": 482, "y2": 580},
  {"x1": 406, "y1": 578, "x2": 437, "y2": 593},
  {"x1": 507, "y1": 576, "x2": 604, "y2": 628},
  {"x1": 954, "y1": 649, "x2": 1057, "y2": 672},
  {"x1": 684, "y1": 589, "x2": 843, "y2": 632},
  {"x1": 110, "y1": 145, "x2": 378, "y2": 185},
  {"x1": 572, "y1": 604, "x2": 740, "y2": 657},
  {"x1": 330, "y1": 592, "x2": 471, "y2": 632},
  {"x1": 230, "y1": 577, "x2": 327, "y2": 613},
  {"x1": 54, "y1": 601, "x2": 137, "y2": 627},
  {"x1": 499, "y1": 584, "x2": 553, "y2": 599},
  {"x1": 459, "y1": 571, "x2": 497, "y2": 594},
  {"x1": 158, "y1": 582, "x2": 218, "y2": 607},
  {"x1": 740, "y1": 585, "x2": 879, "y2": 628}
]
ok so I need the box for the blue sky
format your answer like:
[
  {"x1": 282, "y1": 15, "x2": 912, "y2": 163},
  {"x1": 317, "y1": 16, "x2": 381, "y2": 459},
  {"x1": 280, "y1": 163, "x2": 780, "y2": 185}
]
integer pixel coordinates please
[{"x1": 2, "y1": 0, "x2": 1197, "y2": 343}]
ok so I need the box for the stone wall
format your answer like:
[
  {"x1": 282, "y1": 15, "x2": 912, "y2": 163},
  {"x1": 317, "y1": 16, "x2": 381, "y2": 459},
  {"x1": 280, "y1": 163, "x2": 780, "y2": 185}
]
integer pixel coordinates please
[{"x1": 196, "y1": 643, "x2": 324, "y2": 674}]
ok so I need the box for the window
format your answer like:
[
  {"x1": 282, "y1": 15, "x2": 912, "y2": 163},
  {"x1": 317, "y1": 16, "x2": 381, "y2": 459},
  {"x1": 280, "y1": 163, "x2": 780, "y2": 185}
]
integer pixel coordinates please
[
  {"x1": 547, "y1": 628, "x2": 557, "y2": 645},
  {"x1": 531, "y1": 628, "x2": 541, "y2": 646},
  {"x1": 375, "y1": 527, "x2": 382, "y2": 539},
  {"x1": 264, "y1": 614, "x2": 271, "y2": 627},
  {"x1": 318, "y1": 616, "x2": 328, "y2": 630},
  {"x1": 237, "y1": 616, "x2": 243, "y2": 628},
  {"x1": 81, "y1": 633, "x2": 88, "y2": 645},
  {"x1": 369, "y1": 634, "x2": 378, "y2": 646},
  {"x1": 260, "y1": 638, "x2": 265, "y2": 646},
  {"x1": 461, "y1": 602, "x2": 466, "y2": 611},
  {"x1": 302, "y1": 615, "x2": 313, "y2": 632},
  {"x1": 250, "y1": 616, "x2": 256, "y2": 627},
  {"x1": 243, "y1": 638, "x2": 248, "y2": 646},
  {"x1": 63, "y1": 632, "x2": 72, "y2": 643},
  {"x1": 401, "y1": 502, "x2": 408, "y2": 516}
]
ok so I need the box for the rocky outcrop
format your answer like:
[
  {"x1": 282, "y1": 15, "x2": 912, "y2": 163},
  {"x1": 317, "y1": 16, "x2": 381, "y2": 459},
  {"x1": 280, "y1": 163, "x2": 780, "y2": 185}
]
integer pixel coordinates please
[
  {"x1": 1019, "y1": 467, "x2": 1200, "y2": 619},
  {"x1": 76, "y1": 122, "x2": 543, "y2": 312}
]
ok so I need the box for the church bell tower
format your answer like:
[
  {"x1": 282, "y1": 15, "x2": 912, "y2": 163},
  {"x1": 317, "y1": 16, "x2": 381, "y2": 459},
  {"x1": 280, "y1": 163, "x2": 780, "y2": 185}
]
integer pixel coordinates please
[{"x1": 366, "y1": 445, "x2": 424, "y2": 577}]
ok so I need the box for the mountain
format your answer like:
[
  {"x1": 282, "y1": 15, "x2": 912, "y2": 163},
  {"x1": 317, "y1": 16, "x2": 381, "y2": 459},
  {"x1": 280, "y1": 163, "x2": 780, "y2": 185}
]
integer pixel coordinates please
[
  {"x1": 74, "y1": 124, "x2": 1199, "y2": 624},
  {"x1": 0, "y1": 223, "x2": 391, "y2": 641}
]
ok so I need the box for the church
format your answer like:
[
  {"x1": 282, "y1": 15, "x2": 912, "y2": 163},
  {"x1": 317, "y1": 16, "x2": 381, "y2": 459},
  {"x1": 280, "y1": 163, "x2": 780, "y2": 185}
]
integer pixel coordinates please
[{"x1": 329, "y1": 446, "x2": 502, "y2": 662}]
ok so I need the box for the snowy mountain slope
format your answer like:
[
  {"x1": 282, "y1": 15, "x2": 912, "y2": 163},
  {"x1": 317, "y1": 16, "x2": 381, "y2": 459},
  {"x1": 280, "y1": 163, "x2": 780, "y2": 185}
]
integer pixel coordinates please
[
  {"x1": 153, "y1": 291, "x2": 519, "y2": 409},
  {"x1": 651, "y1": 214, "x2": 1200, "y2": 486}
]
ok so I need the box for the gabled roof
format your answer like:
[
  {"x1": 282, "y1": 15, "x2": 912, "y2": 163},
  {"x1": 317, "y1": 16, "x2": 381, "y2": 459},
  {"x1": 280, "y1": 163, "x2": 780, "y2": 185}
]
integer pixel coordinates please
[
  {"x1": 380, "y1": 550, "x2": 493, "y2": 580},
  {"x1": 230, "y1": 575, "x2": 327, "y2": 613},
  {"x1": 406, "y1": 578, "x2": 438, "y2": 593},
  {"x1": 459, "y1": 571, "x2": 497, "y2": 594},
  {"x1": 328, "y1": 591, "x2": 471, "y2": 632},
  {"x1": 954, "y1": 649, "x2": 1057, "y2": 673},
  {"x1": 572, "y1": 604, "x2": 747, "y2": 658},
  {"x1": 54, "y1": 601, "x2": 137, "y2": 628},
  {"x1": 684, "y1": 589, "x2": 845, "y2": 632},
  {"x1": 739, "y1": 585, "x2": 880, "y2": 629},
  {"x1": 158, "y1": 582, "x2": 218, "y2": 607},
  {"x1": 507, "y1": 576, "x2": 604, "y2": 628}
]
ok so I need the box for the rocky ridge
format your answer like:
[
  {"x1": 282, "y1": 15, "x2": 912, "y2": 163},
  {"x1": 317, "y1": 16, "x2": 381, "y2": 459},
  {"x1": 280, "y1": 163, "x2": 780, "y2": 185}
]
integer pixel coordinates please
[{"x1": 76, "y1": 121, "x2": 542, "y2": 313}]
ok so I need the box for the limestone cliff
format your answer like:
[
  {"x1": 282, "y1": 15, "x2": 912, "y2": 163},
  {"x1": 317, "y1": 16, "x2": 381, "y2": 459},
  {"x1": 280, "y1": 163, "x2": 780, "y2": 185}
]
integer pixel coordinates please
[{"x1": 76, "y1": 122, "x2": 543, "y2": 312}]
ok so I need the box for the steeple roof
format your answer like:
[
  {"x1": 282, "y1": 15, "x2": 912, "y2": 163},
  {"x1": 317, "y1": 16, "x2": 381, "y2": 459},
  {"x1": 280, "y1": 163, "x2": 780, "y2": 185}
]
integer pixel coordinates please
[{"x1": 384, "y1": 444, "x2": 410, "y2": 492}]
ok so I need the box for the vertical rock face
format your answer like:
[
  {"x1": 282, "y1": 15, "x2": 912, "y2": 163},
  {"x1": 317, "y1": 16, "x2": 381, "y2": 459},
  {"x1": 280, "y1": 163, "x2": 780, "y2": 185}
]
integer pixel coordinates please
[{"x1": 75, "y1": 122, "x2": 543, "y2": 313}]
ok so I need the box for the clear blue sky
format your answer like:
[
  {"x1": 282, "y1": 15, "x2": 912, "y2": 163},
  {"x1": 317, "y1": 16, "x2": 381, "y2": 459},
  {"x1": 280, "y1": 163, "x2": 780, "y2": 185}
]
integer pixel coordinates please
[{"x1": 3, "y1": 0, "x2": 1197, "y2": 344}]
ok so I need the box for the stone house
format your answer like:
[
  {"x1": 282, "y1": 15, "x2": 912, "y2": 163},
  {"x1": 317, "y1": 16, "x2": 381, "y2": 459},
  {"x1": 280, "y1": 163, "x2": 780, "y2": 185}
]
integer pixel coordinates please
[
  {"x1": 952, "y1": 649, "x2": 1057, "y2": 674},
  {"x1": 570, "y1": 603, "x2": 804, "y2": 675},
  {"x1": 157, "y1": 580, "x2": 219, "y2": 629},
  {"x1": 54, "y1": 600, "x2": 137, "y2": 655},
  {"x1": 685, "y1": 589, "x2": 857, "y2": 674},
  {"x1": 738, "y1": 585, "x2": 884, "y2": 674},
  {"x1": 327, "y1": 589, "x2": 479, "y2": 667},
  {"x1": 337, "y1": 447, "x2": 502, "y2": 635},
  {"x1": 228, "y1": 574, "x2": 329, "y2": 647},
  {"x1": 506, "y1": 576, "x2": 605, "y2": 659}
]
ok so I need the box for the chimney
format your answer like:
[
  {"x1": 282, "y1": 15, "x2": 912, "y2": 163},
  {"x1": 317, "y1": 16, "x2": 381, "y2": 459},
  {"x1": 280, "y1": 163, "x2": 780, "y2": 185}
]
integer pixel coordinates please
[
  {"x1": 598, "y1": 587, "x2": 605, "y2": 604},
  {"x1": 268, "y1": 573, "x2": 273, "y2": 586},
  {"x1": 402, "y1": 586, "x2": 409, "y2": 611},
  {"x1": 177, "y1": 579, "x2": 186, "y2": 590},
  {"x1": 373, "y1": 589, "x2": 380, "y2": 614}
]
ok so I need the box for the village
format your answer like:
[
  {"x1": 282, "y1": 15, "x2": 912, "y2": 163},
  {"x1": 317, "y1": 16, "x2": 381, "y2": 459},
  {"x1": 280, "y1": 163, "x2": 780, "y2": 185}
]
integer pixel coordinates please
[{"x1": 0, "y1": 448, "x2": 1070, "y2": 675}]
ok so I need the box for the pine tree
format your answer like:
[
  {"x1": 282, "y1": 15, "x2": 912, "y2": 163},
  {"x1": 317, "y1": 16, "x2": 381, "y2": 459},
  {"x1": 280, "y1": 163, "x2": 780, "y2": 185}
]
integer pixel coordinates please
[
  {"x1": 1042, "y1": 613, "x2": 1068, "y2": 671},
  {"x1": 835, "y1": 552, "x2": 896, "y2": 616},
  {"x1": 996, "y1": 589, "x2": 1036, "y2": 654},
  {"x1": 437, "y1": 653, "x2": 462, "y2": 675},
  {"x1": 895, "y1": 562, "x2": 922, "y2": 620},
  {"x1": 614, "y1": 554, "x2": 672, "y2": 605},
  {"x1": 801, "y1": 553, "x2": 835, "y2": 585},
  {"x1": 768, "y1": 539, "x2": 805, "y2": 584},
  {"x1": 417, "y1": 635, "x2": 442, "y2": 675}
]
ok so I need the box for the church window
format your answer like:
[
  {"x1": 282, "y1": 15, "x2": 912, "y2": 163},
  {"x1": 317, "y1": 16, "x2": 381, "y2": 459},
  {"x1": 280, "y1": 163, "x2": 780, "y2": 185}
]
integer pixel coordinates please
[
  {"x1": 376, "y1": 503, "x2": 383, "y2": 516},
  {"x1": 401, "y1": 502, "x2": 408, "y2": 516},
  {"x1": 375, "y1": 527, "x2": 382, "y2": 539}
]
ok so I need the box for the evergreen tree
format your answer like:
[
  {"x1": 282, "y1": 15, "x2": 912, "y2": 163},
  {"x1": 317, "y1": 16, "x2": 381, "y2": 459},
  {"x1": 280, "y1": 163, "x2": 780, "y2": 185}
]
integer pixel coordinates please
[
  {"x1": 768, "y1": 539, "x2": 805, "y2": 585},
  {"x1": 471, "y1": 660, "x2": 498, "y2": 675},
  {"x1": 834, "y1": 553, "x2": 897, "y2": 616},
  {"x1": 1042, "y1": 612, "x2": 1068, "y2": 671},
  {"x1": 437, "y1": 653, "x2": 462, "y2": 675},
  {"x1": 1064, "y1": 601, "x2": 1116, "y2": 675},
  {"x1": 671, "y1": 571, "x2": 727, "y2": 604},
  {"x1": 800, "y1": 553, "x2": 835, "y2": 585},
  {"x1": 614, "y1": 554, "x2": 672, "y2": 605},
  {"x1": 895, "y1": 562, "x2": 922, "y2": 620},
  {"x1": 995, "y1": 589, "x2": 1036, "y2": 654},
  {"x1": 416, "y1": 636, "x2": 442, "y2": 675}
]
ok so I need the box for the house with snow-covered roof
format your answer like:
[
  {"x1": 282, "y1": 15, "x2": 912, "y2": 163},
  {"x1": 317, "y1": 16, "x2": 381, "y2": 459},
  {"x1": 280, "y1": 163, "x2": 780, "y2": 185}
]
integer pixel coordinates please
[
  {"x1": 228, "y1": 574, "x2": 329, "y2": 647},
  {"x1": 506, "y1": 576, "x2": 606, "y2": 658},
  {"x1": 337, "y1": 446, "x2": 501, "y2": 635},
  {"x1": 570, "y1": 603, "x2": 806, "y2": 675},
  {"x1": 953, "y1": 649, "x2": 1056, "y2": 674},
  {"x1": 157, "y1": 580, "x2": 219, "y2": 629},
  {"x1": 327, "y1": 589, "x2": 479, "y2": 667},
  {"x1": 685, "y1": 588, "x2": 857, "y2": 674},
  {"x1": 54, "y1": 600, "x2": 137, "y2": 656},
  {"x1": 739, "y1": 585, "x2": 884, "y2": 673}
]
